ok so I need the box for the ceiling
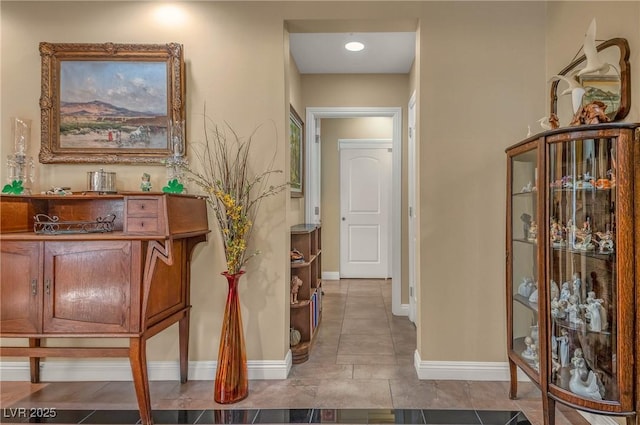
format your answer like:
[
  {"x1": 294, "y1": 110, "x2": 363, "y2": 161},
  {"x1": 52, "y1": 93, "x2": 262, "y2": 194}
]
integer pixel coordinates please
[{"x1": 289, "y1": 32, "x2": 416, "y2": 74}]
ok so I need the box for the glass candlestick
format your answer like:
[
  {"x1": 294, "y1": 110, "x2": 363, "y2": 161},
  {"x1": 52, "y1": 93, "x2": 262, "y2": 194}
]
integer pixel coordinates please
[
  {"x1": 165, "y1": 120, "x2": 187, "y2": 193},
  {"x1": 5, "y1": 118, "x2": 34, "y2": 195}
]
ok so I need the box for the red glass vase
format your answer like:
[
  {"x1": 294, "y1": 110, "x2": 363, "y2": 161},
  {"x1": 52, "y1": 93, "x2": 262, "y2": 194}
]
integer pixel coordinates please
[{"x1": 214, "y1": 271, "x2": 248, "y2": 404}]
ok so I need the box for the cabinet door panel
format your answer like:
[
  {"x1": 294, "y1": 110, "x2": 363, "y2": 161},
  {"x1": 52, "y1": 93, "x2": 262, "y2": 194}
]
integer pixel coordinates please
[
  {"x1": 0, "y1": 242, "x2": 42, "y2": 333},
  {"x1": 506, "y1": 144, "x2": 541, "y2": 382},
  {"x1": 546, "y1": 132, "x2": 634, "y2": 411},
  {"x1": 43, "y1": 241, "x2": 134, "y2": 333}
]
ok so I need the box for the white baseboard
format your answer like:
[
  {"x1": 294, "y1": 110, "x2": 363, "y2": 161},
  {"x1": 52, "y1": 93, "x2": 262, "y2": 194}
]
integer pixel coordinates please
[
  {"x1": 321, "y1": 271, "x2": 340, "y2": 280},
  {"x1": 413, "y1": 350, "x2": 531, "y2": 381},
  {"x1": 397, "y1": 303, "x2": 409, "y2": 316},
  {"x1": 0, "y1": 350, "x2": 292, "y2": 382}
]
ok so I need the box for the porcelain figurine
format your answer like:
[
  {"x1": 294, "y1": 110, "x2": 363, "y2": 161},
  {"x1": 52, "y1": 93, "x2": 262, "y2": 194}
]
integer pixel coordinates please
[
  {"x1": 521, "y1": 336, "x2": 536, "y2": 361},
  {"x1": 550, "y1": 279, "x2": 560, "y2": 301},
  {"x1": 569, "y1": 348, "x2": 605, "y2": 400},
  {"x1": 528, "y1": 286, "x2": 539, "y2": 304},
  {"x1": 550, "y1": 219, "x2": 566, "y2": 247},
  {"x1": 290, "y1": 275, "x2": 303, "y2": 304},
  {"x1": 527, "y1": 220, "x2": 538, "y2": 243},
  {"x1": 518, "y1": 277, "x2": 534, "y2": 298},
  {"x1": 583, "y1": 291, "x2": 606, "y2": 332},
  {"x1": 530, "y1": 325, "x2": 539, "y2": 344},
  {"x1": 560, "y1": 282, "x2": 571, "y2": 301},
  {"x1": 595, "y1": 230, "x2": 614, "y2": 253},
  {"x1": 567, "y1": 295, "x2": 583, "y2": 325},
  {"x1": 558, "y1": 329, "x2": 570, "y2": 367},
  {"x1": 572, "y1": 273, "x2": 582, "y2": 303}
]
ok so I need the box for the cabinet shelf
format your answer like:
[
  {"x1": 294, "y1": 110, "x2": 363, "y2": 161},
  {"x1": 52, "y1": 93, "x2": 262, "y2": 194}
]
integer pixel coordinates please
[
  {"x1": 551, "y1": 246, "x2": 614, "y2": 261},
  {"x1": 506, "y1": 123, "x2": 639, "y2": 425},
  {"x1": 513, "y1": 294, "x2": 539, "y2": 313}
]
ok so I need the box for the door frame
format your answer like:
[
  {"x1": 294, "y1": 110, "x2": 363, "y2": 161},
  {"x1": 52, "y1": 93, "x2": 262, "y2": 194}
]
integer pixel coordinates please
[
  {"x1": 305, "y1": 106, "x2": 405, "y2": 316},
  {"x1": 407, "y1": 91, "x2": 417, "y2": 324}
]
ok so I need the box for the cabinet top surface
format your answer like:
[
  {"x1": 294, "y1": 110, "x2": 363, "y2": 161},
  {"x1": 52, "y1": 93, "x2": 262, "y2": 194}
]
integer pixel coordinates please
[
  {"x1": 1, "y1": 192, "x2": 204, "y2": 201},
  {"x1": 291, "y1": 223, "x2": 320, "y2": 234},
  {"x1": 506, "y1": 122, "x2": 639, "y2": 152}
]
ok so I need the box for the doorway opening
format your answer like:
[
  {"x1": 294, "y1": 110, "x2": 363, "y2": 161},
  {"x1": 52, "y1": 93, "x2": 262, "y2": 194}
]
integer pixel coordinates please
[{"x1": 304, "y1": 107, "x2": 406, "y2": 316}]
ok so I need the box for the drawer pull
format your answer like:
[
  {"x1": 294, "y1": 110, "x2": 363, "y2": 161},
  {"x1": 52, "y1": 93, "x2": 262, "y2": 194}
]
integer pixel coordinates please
[{"x1": 31, "y1": 279, "x2": 37, "y2": 295}]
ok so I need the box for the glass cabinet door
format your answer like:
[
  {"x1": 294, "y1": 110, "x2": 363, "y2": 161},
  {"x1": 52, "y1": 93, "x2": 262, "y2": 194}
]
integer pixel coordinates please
[
  {"x1": 547, "y1": 136, "x2": 617, "y2": 402},
  {"x1": 508, "y1": 145, "x2": 540, "y2": 378}
]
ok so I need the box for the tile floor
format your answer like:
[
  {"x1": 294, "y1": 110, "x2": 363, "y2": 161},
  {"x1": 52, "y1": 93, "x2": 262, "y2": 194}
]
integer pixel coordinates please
[{"x1": 1, "y1": 279, "x2": 590, "y2": 425}]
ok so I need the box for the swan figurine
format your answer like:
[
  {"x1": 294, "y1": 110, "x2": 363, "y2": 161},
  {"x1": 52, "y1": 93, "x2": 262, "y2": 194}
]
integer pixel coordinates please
[{"x1": 569, "y1": 368, "x2": 604, "y2": 400}]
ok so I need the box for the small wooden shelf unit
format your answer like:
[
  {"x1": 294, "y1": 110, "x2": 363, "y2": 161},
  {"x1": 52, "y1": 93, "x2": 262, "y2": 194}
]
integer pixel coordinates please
[{"x1": 289, "y1": 224, "x2": 322, "y2": 364}]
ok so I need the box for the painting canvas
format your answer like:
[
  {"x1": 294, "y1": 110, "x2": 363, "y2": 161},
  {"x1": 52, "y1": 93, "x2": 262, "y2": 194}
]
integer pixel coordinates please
[
  {"x1": 59, "y1": 61, "x2": 169, "y2": 150},
  {"x1": 579, "y1": 75, "x2": 621, "y2": 119},
  {"x1": 39, "y1": 42, "x2": 185, "y2": 164},
  {"x1": 290, "y1": 106, "x2": 304, "y2": 197}
]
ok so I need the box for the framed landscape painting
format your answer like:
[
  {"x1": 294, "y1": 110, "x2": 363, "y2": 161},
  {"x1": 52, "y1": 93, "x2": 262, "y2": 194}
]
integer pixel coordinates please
[
  {"x1": 39, "y1": 42, "x2": 185, "y2": 164},
  {"x1": 289, "y1": 106, "x2": 304, "y2": 197}
]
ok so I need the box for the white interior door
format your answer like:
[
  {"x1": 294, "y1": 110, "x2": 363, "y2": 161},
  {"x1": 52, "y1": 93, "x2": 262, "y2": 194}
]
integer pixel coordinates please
[
  {"x1": 407, "y1": 92, "x2": 417, "y2": 323},
  {"x1": 339, "y1": 141, "x2": 392, "y2": 278}
]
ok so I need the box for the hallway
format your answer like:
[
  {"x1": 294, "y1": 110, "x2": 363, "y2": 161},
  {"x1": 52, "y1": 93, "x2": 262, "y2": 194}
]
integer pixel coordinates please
[{"x1": 0, "y1": 280, "x2": 589, "y2": 425}]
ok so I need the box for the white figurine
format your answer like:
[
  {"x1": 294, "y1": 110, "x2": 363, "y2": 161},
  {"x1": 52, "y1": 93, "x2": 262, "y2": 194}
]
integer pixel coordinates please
[
  {"x1": 528, "y1": 286, "x2": 539, "y2": 304},
  {"x1": 530, "y1": 325, "x2": 539, "y2": 344},
  {"x1": 560, "y1": 281, "x2": 571, "y2": 301},
  {"x1": 572, "y1": 273, "x2": 582, "y2": 303},
  {"x1": 521, "y1": 336, "x2": 537, "y2": 360},
  {"x1": 569, "y1": 347, "x2": 605, "y2": 400},
  {"x1": 518, "y1": 277, "x2": 534, "y2": 298},
  {"x1": 567, "y1": 295, "x2": 583, "y2": 325},
  {"x1": 550, "y1": 280, "x2": 560, "y2": 301},
  {"x1": 558, "y1": 329, "x2": 570, "y2": 367},
  {"x1": 527, "y1": 220, "x2": 538, "y2": 243},
  {"x1": 583, "y1": 291, "x2": 606, "y2": 332}
]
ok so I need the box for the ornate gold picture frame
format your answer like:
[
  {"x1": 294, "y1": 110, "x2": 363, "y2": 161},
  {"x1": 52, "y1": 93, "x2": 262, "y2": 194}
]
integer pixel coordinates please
[
  {"x1": 39, "y1": 42, "x2": 185, "y2": 164},
  {"x1": 289, "y1": 106, "x2": 304, "y2": 197}
]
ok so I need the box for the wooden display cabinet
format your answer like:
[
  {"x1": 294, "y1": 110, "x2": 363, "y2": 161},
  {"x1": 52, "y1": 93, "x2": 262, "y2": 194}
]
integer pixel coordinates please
[
  {"x1": 506, "y1": 123, "x2": 639, "y2": 425},
  {"x1": 289, "y1": 224, "x2": 322, "y2": 363},
  {"x1": 0, "y1": 193, "x2": 209, "y2": 425}
]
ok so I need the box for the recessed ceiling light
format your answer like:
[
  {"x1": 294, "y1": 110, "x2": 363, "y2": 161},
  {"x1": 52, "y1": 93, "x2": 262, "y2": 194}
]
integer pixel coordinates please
[{"x1": 345, "y1": 41, "x2": 365, "y2": 52}]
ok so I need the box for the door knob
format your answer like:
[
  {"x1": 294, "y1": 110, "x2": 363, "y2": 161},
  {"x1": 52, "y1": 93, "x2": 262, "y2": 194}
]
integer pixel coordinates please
[{"x1": 342, "y1": 217, "x2": 346, "y2": 221}]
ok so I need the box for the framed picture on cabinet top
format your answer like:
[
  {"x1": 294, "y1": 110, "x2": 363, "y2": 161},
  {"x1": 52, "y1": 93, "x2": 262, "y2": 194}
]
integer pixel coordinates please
[
  {"x1": 289, "y1": 105, "x2": 304, "y2": 197},
  {"x1": 39, "y1": 42, "x2": 185, "y2": 164}
]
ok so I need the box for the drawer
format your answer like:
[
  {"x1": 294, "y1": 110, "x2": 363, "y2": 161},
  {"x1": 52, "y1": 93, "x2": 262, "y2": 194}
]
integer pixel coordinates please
[
  {"x1": 127, "y1": 199, "x2": 159, "y2": 217},
  {"x1": 127, "y1": 217, "x2": 159, "y2": 233}
]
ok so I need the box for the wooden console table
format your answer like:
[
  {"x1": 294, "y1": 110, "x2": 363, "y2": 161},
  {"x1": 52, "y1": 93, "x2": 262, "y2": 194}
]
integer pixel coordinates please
[{"x1": 0, "y1": 193, "x2": 209, "y2": 425}]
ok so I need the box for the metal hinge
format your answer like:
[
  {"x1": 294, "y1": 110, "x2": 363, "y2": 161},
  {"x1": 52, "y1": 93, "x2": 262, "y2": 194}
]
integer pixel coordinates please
[
  {"x1": 410, "y1": 286, "x2": 414, "y2": 297},
  {"x1": 314, "y1": 206, "x2": 320, "y2": 215},
  {"x1": 315, "y1": 134, "x2": 320, "y2": 144}
]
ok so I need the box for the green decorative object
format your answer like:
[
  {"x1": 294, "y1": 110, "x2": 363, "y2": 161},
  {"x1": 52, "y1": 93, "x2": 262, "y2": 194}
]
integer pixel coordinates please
[
  {"x1": 162, "y1": 178, "x2": 184, "y2": 194},
  {"x1": 2, "y1": 180, "x2": 25, "y2": 195}
]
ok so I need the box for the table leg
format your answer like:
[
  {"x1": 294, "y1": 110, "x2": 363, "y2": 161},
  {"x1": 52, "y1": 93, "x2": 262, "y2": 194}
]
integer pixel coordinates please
[
  {"x1": 508, "y1": 358, "x2": 517, "y2": 399},
  {"x1": 129, "y1": 337, "x2": 153, "y2": 425},
  {"x1": 29, "y1": 338, "x2": 41, "y2": 383},
  {"x1": 179, "y1": 313, "x2": 190, "y2": 384}
]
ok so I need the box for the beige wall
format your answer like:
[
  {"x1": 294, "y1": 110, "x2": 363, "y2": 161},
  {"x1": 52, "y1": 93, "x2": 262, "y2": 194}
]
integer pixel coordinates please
[
  {"x1": 319, "y1": 117, "x2": 394, "y2": 274},
  {"x1": 417, "y1": 1, "x2": 547, "y2": 361},
  {"x1": 1, "y1": 1, "x2": 637, "y2": 368}
]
